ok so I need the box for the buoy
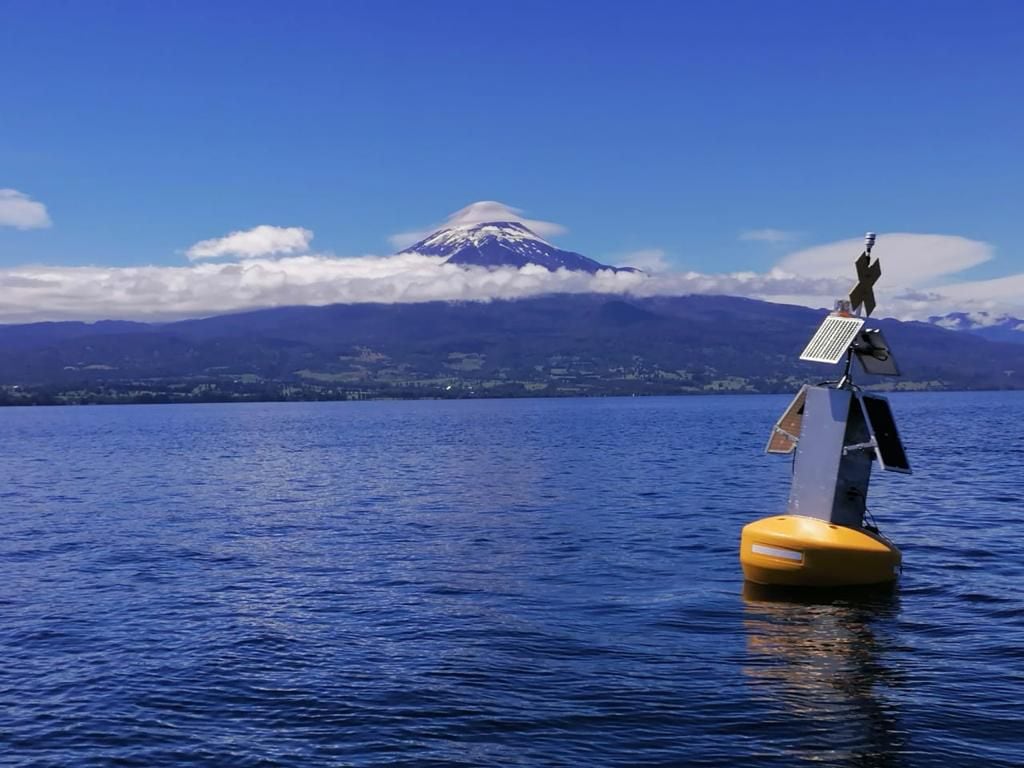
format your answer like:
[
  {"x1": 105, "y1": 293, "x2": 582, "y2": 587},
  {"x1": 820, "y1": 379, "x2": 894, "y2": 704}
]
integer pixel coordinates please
[
  {"x1": 741, "y1": 515, "x2": 900, "y2": 587},
  {"x1": 740, "y1": 233, "x2": 911, "y2": 588}
]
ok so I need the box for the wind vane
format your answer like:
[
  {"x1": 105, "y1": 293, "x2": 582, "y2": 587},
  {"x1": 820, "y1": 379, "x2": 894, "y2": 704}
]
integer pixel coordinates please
[{"x1": 740, "y1": 233, "x2": 912, "y2": 589}]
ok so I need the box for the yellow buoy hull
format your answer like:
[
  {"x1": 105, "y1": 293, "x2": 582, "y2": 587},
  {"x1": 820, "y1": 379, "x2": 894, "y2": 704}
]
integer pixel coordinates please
[{"x1": 740, "y1": 515, "x2": 900, "y2": 587}]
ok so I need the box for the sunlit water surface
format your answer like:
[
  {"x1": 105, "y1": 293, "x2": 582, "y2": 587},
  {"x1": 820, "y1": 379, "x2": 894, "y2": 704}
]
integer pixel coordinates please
[{"x1": 1, "y1": 393, "x2": 1022, "y2": 766}]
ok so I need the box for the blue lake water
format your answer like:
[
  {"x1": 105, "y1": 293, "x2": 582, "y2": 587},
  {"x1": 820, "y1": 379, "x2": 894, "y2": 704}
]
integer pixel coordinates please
[{"x1": 1, "y1": 392, "x2": 1022, "y2": 766}]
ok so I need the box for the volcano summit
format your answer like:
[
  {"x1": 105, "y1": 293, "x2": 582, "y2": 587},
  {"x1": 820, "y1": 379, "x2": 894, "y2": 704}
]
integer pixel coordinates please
[{"x1": 399, "y1": 220, "x2": 637, "y2": 273}]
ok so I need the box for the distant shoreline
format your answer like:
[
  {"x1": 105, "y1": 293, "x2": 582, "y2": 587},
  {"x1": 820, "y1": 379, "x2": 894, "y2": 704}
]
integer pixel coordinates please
[{"x1": 3, "y1": 384, "x2": 1019, "y2": 407}]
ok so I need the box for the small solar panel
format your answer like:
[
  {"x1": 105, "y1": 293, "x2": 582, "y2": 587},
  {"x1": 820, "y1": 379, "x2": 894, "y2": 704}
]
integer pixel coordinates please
[
  {"x1": 765, "y1": 385, "x2": 808, "y2": 454},
  {"x1": 855, "y1": 328, "x2": 900, "y2": 376},
  {"x1": 799, "y1": 315, "x2": 866, "y2": 364},
  {"x1": 861, "y1": 394, "x2": 911, "y2": 473}
]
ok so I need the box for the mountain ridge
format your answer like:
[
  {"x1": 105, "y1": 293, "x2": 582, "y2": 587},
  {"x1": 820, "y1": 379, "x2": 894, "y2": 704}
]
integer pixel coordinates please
[{"x1": 2, "y1": 294, "x2": 1022, "y2": 405}]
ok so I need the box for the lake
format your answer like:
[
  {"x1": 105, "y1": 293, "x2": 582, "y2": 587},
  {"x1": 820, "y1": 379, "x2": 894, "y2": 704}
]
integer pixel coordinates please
[{"x1": 2, "y1": 392, "x2": 1022, "y2": 766}]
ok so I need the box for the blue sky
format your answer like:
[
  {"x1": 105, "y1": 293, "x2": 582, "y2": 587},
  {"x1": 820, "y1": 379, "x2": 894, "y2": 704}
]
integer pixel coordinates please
[{"x1": 1, "y1": 1, "x2": 1022, "y2": 321}]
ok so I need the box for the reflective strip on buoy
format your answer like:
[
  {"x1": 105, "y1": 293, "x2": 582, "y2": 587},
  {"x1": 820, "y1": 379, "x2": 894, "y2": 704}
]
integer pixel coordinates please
[{"x1": 751, "y1": 543, "x2": 804, "y2": 562}]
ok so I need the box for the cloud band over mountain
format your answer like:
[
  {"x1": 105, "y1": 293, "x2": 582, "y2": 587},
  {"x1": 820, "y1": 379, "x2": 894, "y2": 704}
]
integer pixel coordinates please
[
  {"x1": 0, "y1": 200, "x2": 1018, "y2": 324},
  {"x1": 0, "y1": 253, "x2": 855, "y2": 323},
  {"x1": 0, "y1": 241, "x2": 1005, "y2": 324}
]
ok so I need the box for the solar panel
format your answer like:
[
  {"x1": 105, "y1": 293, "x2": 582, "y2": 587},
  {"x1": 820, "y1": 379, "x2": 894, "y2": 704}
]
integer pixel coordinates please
[
  {"x1": 765, "y1": 385, "x2": 808, "y2": 454},
  {"x1": 860, "y1": 394, "x2": 911, "y2": 473},
  {"x1": 799, "y1": 315, "x2": 865, "y2": 365},
  {"x1": 854, "y1": 328, "x2": 900, "y2": 376}
]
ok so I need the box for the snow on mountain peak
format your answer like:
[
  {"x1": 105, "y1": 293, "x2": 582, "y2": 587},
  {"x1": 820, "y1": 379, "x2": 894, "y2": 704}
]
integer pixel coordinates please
[
  {"x1": 409, "y1": 221, "x2": 552, "y2": 252},
  {"x1": 393, "y1": 202, "x2": 638, "y2": 274},
  {"x1": 398, "y1": 219, "x2": 635, "y2": 274}
]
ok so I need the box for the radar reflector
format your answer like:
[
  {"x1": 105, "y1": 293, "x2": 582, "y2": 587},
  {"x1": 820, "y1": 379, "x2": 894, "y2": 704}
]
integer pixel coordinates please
[
  {"x1": 854, "y1": 328, "x2": 899, "y2": 376},
  {"x1": 799, "y1": 315, "x2": 865, "y2": 365},
  {"x1": 766, "y1": 385, "x2": 808, "y2": 454},
  {"x1": 850, "y1": 252, "x2": 881, "y2": 316},
  {"x1": 860, "y1": 394, "x2": 911, "y2": 473}
]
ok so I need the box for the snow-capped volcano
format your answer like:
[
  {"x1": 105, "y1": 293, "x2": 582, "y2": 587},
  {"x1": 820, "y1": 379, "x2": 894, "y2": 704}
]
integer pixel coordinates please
[{"x1": 398, "y1": 220, "x2": 636, "y2": 273}]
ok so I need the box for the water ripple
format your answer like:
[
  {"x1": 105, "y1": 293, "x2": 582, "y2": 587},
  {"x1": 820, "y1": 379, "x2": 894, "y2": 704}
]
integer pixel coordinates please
[{"x1": 1, "y1": 393, "x2": 1023, "y2": 766}]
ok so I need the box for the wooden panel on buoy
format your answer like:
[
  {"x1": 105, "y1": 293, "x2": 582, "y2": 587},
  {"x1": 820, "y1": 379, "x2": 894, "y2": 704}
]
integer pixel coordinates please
[{"x1": 765, "y1": 385, "x2": 808, "y2": 454}]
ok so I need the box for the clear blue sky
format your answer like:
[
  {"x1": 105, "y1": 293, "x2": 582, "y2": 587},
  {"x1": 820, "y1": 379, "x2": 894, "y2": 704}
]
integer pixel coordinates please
[{"x1": 1, "y1": 0, "x2": 1021, "y2": 276}]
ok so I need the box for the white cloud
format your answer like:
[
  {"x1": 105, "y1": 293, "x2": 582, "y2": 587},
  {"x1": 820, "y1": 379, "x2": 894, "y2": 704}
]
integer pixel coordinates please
[
  {"x1": 616, "y1": 249, "x2": 672, "y2": 273},
  {"x1": 186, "y1": 225, "x2": 313, "y2": 260},
  {"x1": 739, "y1": 228, "x2": 799, "y2": 243},
  {"x1": 388, "y1": 201, "x2": 567, "y2": 250},
  {"x1": 0, "y1": 253, "x2": 853, "y2": 324},
  {"x1": 932, "y1": 315, "x2": 963, "y2": 329},
  {"x1": 771, "y1": 233, "x2": 1012, "y2": 320},
  {"x1": 777, "y1": 233, "x2": 992, "y2": 285},
  {"x1": 1, "y1": 230, "x2": 1021, "y2": 324},
  {"x1": 953, "y1": 311, "x2": 1012, "y2": 328},
  {"x1": 922, "y1": 273, "x2": 1024, "y2": 318},
  {"x1": 0, "y1": 189, "x2": 52, "y2": 230}
]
